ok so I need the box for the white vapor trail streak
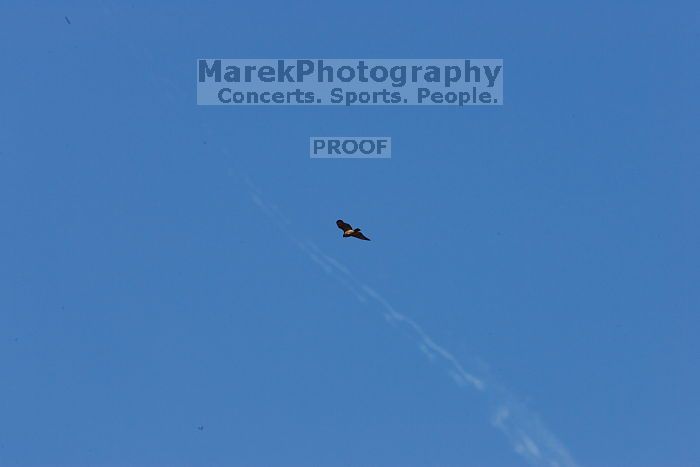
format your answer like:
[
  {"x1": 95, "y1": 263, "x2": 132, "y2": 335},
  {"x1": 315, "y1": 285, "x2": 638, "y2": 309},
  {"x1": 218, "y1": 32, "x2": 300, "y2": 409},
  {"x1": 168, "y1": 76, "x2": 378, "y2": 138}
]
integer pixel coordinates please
[{"x1": 248, "y1": 185, "x2": 580, "y2": 467}]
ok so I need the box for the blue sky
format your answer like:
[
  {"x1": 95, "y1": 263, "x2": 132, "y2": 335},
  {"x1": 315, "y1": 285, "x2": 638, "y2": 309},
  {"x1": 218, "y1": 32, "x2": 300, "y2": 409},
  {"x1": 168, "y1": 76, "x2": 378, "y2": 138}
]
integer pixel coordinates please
[{"x1": 1, "y1": 1, "x2": 698, "y2": 466}]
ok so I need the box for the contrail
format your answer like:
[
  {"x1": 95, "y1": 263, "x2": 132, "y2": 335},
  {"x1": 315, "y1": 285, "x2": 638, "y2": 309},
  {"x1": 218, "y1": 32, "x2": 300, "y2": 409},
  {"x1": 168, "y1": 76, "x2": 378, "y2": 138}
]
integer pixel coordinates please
[{"x1": 247, "y1": 185, "x2": 580, "y2": 467}]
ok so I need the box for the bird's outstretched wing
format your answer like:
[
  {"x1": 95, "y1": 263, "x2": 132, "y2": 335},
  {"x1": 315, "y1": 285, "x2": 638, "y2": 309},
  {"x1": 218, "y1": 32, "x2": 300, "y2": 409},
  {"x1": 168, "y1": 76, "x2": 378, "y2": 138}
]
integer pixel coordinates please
[
  {"x1": 336, "y1": 219, "x2": 352, "y2": 231},
  {"x1": 351, "y1": 231, "x2": 371, "y2": 241}
]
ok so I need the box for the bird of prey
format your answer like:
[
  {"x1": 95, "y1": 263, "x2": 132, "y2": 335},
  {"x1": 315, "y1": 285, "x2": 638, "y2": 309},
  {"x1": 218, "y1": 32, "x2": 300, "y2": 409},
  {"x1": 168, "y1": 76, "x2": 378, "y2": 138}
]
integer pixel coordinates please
[{"x1": 336, "y1": 219, "x2": 370, "y2": 241}]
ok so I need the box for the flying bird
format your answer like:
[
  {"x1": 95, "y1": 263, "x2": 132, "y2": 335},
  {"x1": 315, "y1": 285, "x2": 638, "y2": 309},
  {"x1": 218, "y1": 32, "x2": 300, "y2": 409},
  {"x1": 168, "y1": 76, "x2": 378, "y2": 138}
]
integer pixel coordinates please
[{"x1": 336, "y1": 219, "x2": 370, "y2": 241}]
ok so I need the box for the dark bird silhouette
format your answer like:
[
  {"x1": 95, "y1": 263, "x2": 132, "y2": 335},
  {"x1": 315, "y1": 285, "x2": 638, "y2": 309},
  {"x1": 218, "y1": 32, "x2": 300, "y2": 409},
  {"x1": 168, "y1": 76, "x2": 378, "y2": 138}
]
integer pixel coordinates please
[
  {"x1": 197, "y1": 426, "x2": 204, "y2": 431},
  {"x1": 64, "y1": 16, "x2": 71, "y2": 24},
  {"x1": 336, "y1": 219, "x2": 370, "y2": 241}
]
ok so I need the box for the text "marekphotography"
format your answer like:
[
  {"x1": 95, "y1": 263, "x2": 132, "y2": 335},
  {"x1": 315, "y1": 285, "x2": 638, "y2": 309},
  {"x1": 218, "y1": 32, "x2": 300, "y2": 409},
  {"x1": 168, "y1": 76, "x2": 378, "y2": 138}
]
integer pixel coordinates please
[{"x1": 197, "y1": 59, "x2": 503, "y2": 106}]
